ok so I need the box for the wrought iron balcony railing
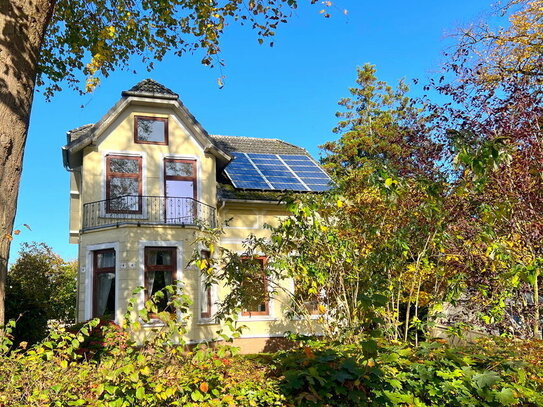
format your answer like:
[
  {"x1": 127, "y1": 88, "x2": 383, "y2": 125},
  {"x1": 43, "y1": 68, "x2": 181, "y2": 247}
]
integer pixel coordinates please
[{"x1": 82, "y1": 195, "x2": 216, "y2": 231}]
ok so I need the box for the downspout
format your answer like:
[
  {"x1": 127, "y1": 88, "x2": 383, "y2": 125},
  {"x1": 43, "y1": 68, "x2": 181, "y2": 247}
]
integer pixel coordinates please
[
  {"x1": 62, "y1": 145, "x2": 74, "y2": 172},
  {"x1": 217, "y1": 199, "x2": 226, "y2": 228}
]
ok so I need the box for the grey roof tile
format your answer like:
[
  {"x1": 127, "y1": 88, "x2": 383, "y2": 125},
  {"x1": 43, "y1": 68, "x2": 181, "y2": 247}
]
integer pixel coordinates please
[
  {"x1": 217, "y1": 183, "x2": 291, "y2": 201},
  {"x1": 67, "y1": 123, "x2": 94, "y2": 143},
  {"x1": 208, "y1": 135, "x2": 308, "y2": 155},
  {"x1": 121, "y1": 79, "x2": 179, "y2": 99}
]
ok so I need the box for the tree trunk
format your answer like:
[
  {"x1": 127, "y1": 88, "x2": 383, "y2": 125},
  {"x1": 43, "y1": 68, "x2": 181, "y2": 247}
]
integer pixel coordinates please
[{"x1": 0, "y1": 0, "x2": 55, "y2": 325}]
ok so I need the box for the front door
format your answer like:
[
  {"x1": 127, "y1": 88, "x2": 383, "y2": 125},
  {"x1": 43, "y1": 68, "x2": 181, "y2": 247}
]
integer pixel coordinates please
[{"x1": 164, "y1": 159, "x2": 197, "y2": 224}]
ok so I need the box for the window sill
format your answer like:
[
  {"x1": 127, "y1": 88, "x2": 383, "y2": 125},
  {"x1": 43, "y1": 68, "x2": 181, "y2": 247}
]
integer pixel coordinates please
[
  {"x1": 197, "y1": 318, "x2": 219, "y2": 326},
  {"x1": 238, "y1": 316, "x2": 277, "y2": 322},
  {"x1": 290, "y1": 314, "x2": 325, "y2": 321}
]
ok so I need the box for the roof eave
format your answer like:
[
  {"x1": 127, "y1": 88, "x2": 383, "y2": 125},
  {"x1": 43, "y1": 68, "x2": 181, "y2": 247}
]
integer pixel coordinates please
[
  {"x1": 121, "y1": 90, "x2": 178, "y2": 100},
  {"x1": 220, "y1": 197, "x2": 284, "y2": 205}
]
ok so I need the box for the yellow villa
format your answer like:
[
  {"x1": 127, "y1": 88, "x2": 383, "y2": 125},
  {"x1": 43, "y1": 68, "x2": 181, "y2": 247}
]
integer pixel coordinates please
[{"x1": 62, "y1": 79, "x2": 331, "y2": 351}]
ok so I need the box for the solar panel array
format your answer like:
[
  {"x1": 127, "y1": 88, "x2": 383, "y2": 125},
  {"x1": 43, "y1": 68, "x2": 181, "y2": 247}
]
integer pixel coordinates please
[{"x1": 224, "y1": 153, "x2": 332, "y2": 192}]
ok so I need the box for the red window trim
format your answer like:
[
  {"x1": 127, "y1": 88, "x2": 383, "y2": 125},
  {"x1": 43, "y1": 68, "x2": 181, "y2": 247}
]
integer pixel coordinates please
[
  {"x1": 134, "y1": 115, "x2": 169, "y2": 145},
  {"x1": 241, "y1": 256, "x2": 270, "y2": 317},
  {"x1": 105, "y1": 154, "x2": 142, "y2": 214},
  {"x1": 93, "y1": 249, "x2": 116, "y2": 319},
  {"x1": 164, "y1": 158, "x2": 197, "y2": 200},
  {"x1": 200, "y1": 250, "x2": 212, "y2": 319},
  {"x1": 143, "y1": 246, "x2": 177, "y2": 301}
]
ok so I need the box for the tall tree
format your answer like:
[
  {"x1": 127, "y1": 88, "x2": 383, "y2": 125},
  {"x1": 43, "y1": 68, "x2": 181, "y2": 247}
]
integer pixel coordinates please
[
  {"x1": 322, "y1": 64, "x2": 450, "y2": 342},
  {"x1": 0, "y1": 0, "x2": 306, "y2": 324},
  {"x1": 433, "y1": 0, "x2": 543, "y2": 338},
  {"x1": 455, "y1": 0, "x2": 543, "y2": 90}
]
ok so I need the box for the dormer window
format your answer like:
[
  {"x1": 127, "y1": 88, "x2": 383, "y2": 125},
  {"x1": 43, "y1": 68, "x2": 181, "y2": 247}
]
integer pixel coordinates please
[{"x1": 134, "y1": 116, "x2": 168, "y2": 145}]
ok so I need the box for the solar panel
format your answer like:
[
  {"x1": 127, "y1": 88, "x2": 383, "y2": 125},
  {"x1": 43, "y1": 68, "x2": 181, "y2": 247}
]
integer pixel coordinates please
[{"x1": 223, "y1": 152, "x2": 332, "y2": 192}]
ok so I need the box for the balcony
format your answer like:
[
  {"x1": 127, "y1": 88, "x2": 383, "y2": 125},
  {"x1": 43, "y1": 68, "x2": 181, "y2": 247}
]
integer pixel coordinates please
[{"x1": 82, "y1": 195, "x2": 216, "y2": 231}]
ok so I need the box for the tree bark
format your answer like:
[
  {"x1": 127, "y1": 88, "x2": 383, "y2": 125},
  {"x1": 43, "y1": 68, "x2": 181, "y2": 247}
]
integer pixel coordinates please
[{"x1": 0, "y1": 0, "x2": 55, "y2": 325}]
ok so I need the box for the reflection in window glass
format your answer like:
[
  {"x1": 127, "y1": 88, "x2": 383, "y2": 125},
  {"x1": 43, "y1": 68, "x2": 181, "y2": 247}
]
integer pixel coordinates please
[
  {"x1": 241, "y1": 257, "x2": 269, "y2": 316},
  {"x1": 110, "y1": 178, "x2": 138, "y2": 196},
  {"x1": 165, "y1": 161, "x2": 193, "y2": 177},
  {"x1": 136, "y1": 117, "x2": 167, "y2": 144},
  {"x1": 200, "y1": 250, "x2": 212, "y2": 319},
  {"x1": 109, "y1": 158, "x2": 139, "y2": 173},
  {"x1": 106, "y1": 155, "x2": 141, "y2": 213},
  {"x1": 96, "y1": 251, "x2": 115, "y2": 268},
  {"x1": 146, "y1": 249, "x2": 172, "y2": 266}
]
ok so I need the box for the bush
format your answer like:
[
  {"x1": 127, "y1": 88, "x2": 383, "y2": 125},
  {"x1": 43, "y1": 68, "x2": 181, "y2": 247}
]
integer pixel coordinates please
[
  {"x1": 270, "y1": 337, "x2": 543, "y2": 406},
  {"x1": 1, "y1": 283, "x2": 542, "y2": 407},
  {"x1": 0, "y1": 287, "x2": 285, "y2": 406}
]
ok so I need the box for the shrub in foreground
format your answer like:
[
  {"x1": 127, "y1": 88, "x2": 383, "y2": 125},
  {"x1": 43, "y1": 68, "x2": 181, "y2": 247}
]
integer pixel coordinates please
[
  {"x1": 272, "y1": 337, "x2": 543, "y2": 406},
  {"x1": 1, "y1": 284, "x2": 542, "y2": 407},
  {"x1": 0, "y1": 319, "x2": 284, "y2": 406}
]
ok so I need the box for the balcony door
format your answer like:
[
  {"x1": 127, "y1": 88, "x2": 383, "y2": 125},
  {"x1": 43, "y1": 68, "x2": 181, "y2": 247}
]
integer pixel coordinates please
[{"x1": 164, "y1": 159, "x2": 197, "y2": 224}]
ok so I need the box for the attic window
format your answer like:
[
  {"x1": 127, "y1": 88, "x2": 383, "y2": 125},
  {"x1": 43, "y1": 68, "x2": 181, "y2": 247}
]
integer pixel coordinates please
[{"x1": 134, "y1": 116, "x2": 168, "y2": 145}]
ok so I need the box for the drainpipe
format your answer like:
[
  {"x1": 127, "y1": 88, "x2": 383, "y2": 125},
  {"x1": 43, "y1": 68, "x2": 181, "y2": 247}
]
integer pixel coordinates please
[
  {"x1": 217, "y1": 199, "x2": 226, "y2": 228},
  {"x1": 62, "y1": 146, "x2": 74, "y2": 172}
]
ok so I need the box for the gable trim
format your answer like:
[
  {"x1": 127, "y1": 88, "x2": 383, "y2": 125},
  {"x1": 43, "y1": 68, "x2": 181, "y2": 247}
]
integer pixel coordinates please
[{"x1": 65, "y1": 96, "x2": 230, "y2": 165}]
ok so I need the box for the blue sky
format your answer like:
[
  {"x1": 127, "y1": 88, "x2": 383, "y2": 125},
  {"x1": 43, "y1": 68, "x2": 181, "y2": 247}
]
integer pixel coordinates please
[{"x1": 10, "y1": 0, "x2": 498, "y2": 262}]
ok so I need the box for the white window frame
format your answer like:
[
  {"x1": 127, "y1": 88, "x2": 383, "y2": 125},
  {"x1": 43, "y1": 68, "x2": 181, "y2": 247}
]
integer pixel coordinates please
[
  {"x1": 138, "y1": 240, "x2": 184, "y2": 325},
  {"x1": 84, "y1": 242, "x2": 121, "y2": 322}
]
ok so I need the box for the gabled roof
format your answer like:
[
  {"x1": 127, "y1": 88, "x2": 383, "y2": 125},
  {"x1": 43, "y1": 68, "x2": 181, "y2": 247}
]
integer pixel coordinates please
[
  {"x1": 209, "y1": 135, "x2": 308, "y2": 156},
  {"x1": 63, "y1": 79, "x2": 231, "y2": 168},
  {"x1": 62, "y1": 80, "x2": 330, "y2": 199}
]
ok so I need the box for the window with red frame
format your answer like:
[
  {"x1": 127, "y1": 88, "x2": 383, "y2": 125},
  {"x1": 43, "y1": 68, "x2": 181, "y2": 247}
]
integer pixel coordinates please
[
  {"x1": 105, "y1": 155, "x2": 142, "y2": 213},
  {"x1": 134, "y1": 116, "x2": 168, "y2": 145},
  {"x1": 144, "y1": 247, "x2": 177, "y2": 314},
  {"x1": 93, "y1": 249, "x2": 116, "y2": 319},
  {"x1": 241, "y1": 257, "x2": 269, "y2": 316}
]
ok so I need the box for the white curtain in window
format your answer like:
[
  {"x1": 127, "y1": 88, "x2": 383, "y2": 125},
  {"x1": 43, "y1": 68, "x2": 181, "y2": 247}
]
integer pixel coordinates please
[
  {"x1": 146, "y1": 270, "x2": 156, "y2": 296},
  {"x1": 96, "y1": 273, "x2": 114, "y2": 316},
  {"x1": 164, "y1": 271, "x2": 173, "y2": 301}
]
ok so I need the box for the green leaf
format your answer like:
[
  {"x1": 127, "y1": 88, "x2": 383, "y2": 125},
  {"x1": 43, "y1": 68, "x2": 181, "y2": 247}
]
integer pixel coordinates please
[
  {"x1": 495, "y1": 388, "x2": 516, "y2": 405},
  {"x1": 191, "y1": 390, "x2": 203, "y2": 401},
  {"x1": 361, "y1": 339, "x2": 378, "y2": 356},
  {"x1": 473, "y1": 371, "x2": 501, "y2": 388}
]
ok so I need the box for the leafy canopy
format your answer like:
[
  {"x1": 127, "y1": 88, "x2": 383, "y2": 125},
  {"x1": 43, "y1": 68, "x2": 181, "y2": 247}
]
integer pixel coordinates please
[{"x1": 39, "y1": 0, "x2": 304, "y2": 96}]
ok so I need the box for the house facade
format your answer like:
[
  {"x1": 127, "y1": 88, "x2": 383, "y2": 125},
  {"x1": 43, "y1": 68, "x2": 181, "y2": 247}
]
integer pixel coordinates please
[{"x1": 62, "y1": 79, "x2": 331, "y2": 351}]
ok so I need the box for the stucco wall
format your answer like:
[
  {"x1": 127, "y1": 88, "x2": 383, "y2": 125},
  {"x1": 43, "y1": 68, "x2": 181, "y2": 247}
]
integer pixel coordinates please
[{"x1": 76, "y1": 203, "x2": 308, "y2": 344}]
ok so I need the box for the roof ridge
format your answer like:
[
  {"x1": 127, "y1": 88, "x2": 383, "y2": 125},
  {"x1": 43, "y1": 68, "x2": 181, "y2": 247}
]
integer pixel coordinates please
[
  {"x1": 210, "y1": 134, "x2": 276, "y2": 140},
  {"x1": 210, "y1": 134, "x2": 306, "y2": 147},
  {"x1": 122, "y1": 78, "x2": 179, "y2": 99}
]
